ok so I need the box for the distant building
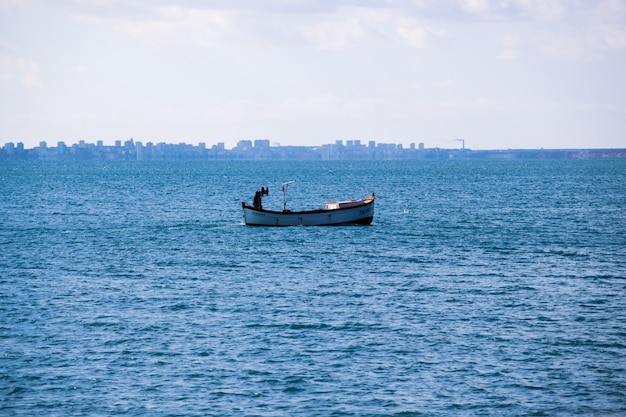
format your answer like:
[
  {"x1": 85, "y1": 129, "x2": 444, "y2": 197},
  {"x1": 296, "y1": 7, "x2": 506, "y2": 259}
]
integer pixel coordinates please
[
  {"x1": 236, "y1": 140, "x2": 253, "y2": 151},
  {"x1": 254, "y1": 139, "x2": 270, "y2": 149},
  {"x1": 4, "y1": 142, "x2": 15, "y2": 154}
]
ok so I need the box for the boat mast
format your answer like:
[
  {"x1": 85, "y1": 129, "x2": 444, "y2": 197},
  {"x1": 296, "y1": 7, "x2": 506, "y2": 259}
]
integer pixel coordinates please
[{"x1": 282, "y1": 181, "x2": 295, "y2": 212}]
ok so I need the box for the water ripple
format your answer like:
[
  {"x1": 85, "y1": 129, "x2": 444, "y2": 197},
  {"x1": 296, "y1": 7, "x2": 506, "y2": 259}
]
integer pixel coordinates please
[{"x1": 1, "y1": 160, "x2": 625, "y2": 416}]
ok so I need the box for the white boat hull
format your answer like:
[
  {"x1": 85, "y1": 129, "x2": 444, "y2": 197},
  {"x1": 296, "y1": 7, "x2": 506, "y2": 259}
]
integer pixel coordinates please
[{"x1": 242, "y1": 194, "x2": 374, "y2": 226}]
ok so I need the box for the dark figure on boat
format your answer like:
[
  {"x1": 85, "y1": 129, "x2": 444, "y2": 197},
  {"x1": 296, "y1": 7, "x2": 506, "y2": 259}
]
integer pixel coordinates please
[
  {"x1": 253, "y1": 187, "x2": 268, "y2": 209},
  {"x1": 253, "y1": 191, "x2": 262, "y2": 209}
]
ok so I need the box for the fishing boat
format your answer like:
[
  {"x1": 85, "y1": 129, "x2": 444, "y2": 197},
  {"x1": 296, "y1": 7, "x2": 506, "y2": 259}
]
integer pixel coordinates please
[{"x1": 242, "y1": 182, "x2": 375, "y2": 226}]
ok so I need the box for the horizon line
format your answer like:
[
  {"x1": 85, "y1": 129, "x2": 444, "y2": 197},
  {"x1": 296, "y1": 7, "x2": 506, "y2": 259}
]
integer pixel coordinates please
[{"x1": 3, "y1": 139, "x2": 626, "y2": 152}]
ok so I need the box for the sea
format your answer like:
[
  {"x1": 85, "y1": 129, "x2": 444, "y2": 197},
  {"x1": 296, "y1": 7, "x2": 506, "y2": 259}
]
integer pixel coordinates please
[{"x1": 1, "y1": 159, "x2": 625, "y2": 416}]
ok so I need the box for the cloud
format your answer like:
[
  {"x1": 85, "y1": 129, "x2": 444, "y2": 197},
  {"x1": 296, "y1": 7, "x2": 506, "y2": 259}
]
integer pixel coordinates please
[
  {"x1": 69, "y1": 2, "x2": 385, "y2": 49},
  {"x1": 301, "y1": 16, "x2": 373, "y2": 51},
  {"x1": 513, "y1": 0, "x2": 565, "y2": 20},
  {"x1": 457, "y1": 1, "x2": 626, "y2": 59},
  {"x1": 591, "y1": 0, "x2": 626, "y2": 21},
  {"x1": 595, "y1": 24, "x2": 626, "y2": 49},
  {"x1": 496, "y1": 49, "x2": 520, "y2": 61},
  {"x1": 459, "y1": 0, "x2": 492, "y2": 15},
  {"x1": 497, "y1": 33, "x2": 521, "y2": 60},
  {"x1": 535, "y1": 31, "x2": 586, "y2": 60},
  {"x1": 60, "y1": 1, "x2": 452, "y2": 51},
  {"x1": 7, "y1": 0, "x2": 622, "y2": 58},
  {"x1": 216, "y1": 95, "x2": 384, "y2": 124},
  {"x1": 0, "y1": 35, "x2": 19, "y2": 53},
  {"x1": 500, "y1": 34, "x2": 521, "y2": 48},
  {"x1": 76, "y1": 5, "x2": 238, "y2": 48},
  {"x1": 397, "y1": 21, "x2": 448, "y2": 49},
  {"x1": 534, "y1": 22, "x2": 626, "y2": 60},
  {"x1": 459, "y1": 0, "x2": 566, "y2": 20},
  {"x1": 0, "y1": 0, "x2": 28, "y2": 13},
  {"x1": 587, "y1": 1, "x2": 626, "y2": 50},
  {"x1": 0, "y1": 57, "x2": 41, "y2": 89}
]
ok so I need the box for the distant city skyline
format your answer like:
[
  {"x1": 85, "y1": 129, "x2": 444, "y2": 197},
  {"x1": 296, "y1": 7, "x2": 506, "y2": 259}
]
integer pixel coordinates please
[
  {"x1": 1, "y1": 1, "x2": 626, "y2": 150},
  {"x1": 3, "y1": 138, "x2": 624, "y2": 161}
]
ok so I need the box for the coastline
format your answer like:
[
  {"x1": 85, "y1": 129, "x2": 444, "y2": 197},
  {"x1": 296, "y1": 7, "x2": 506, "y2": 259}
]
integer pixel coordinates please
[{"x1": 2, "y1": 139, "x2": 625, "y2": 160}]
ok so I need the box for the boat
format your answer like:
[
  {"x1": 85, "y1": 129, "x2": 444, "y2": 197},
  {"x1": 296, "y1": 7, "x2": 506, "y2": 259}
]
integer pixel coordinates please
[{"x1": 242, "y1": 182, "x2": 375, "y2": 226}]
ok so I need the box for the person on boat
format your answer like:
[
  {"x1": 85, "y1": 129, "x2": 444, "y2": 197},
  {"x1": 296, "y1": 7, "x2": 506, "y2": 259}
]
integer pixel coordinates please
[{"x1": 253, "y1": 190, "x2": 262, "y2": 209}]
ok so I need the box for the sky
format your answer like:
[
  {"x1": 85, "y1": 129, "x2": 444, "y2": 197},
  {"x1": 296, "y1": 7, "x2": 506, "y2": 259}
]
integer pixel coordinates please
[{"x1": 1, "y1": 0, "x2": 625, "y2": 150}]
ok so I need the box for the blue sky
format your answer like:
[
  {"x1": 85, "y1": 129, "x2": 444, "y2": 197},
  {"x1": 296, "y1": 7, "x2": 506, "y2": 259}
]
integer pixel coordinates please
[{"x1": 1, "y1": 0, "x2": 625, "y2": 150}]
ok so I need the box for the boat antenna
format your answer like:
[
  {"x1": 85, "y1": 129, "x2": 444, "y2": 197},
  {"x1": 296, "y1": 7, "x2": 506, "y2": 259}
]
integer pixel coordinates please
[{"x1": 282, "y1": 181, "x2": 295, "y2": 212}]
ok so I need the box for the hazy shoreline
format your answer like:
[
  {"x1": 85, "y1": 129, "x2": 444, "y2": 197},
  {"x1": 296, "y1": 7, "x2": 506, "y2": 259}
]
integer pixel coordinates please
[{"x1": 2, "y1": 139, "x2": 625, "y2": 160}]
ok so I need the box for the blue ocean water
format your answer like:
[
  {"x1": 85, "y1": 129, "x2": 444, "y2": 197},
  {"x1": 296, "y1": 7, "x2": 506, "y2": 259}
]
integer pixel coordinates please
[{"x1": 1, "y1": 160, "x2": 625, "y2": 416}]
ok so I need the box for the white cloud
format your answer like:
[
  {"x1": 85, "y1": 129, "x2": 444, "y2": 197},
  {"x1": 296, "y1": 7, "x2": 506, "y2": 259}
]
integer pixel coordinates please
[
  {"x1": 397, "y1": 25, "x2": 429, "y2": 48},
  {"x1": 585, "y1": 0, "x2": 626, "y2": 51},
  {"x1": 459, "y1": 0, "x2": 492, "y2": 15},
  {"x1": 497, "y1": 49, "x2": 520, "y2": 61},
  {"x1": 215, "y1": 95, "x2": 384, "y2": 125},
  {"x1": 0, "y1": 36, "x2": 19, "y2": 54},
  {"x1": 595, "y1": 24, "x2": 626, "y2": 49},
  {"x1": 301, "y1": 16, "x2": 372, "y2": 51},
  {"x1": 497, "y1": 33, "x2": 521, "y2": 60},
  {"x1": 536, "y1": 32, "x2": 585, "y2": 60},
  {"x1": 533, "y1": 21, "x2": 626, "y2": 60},
  {"x1": 87, "y1": 6, "x2": 237, "y2": 48},
  {"x1": 457, "y1": 1, "x2": 626, "y2": 59},
  {"x1": 500, "y1": 34, "x2": 521, "y2": 48},
  {"x1": 459, "y1": 0, "x2": 566, "y2": 20},
  {"x1": 10, "y1": 0, "x2": 619, "y2": 58},
  {"x1": 0, "y1": 56, "x2": 41, "y2": 89},
  {"x1": 0, "y1": 0, "x2": 28, "y2": 13},
  {"x1": 277, "y1": 96, "x2": 342, "y2": 119},
  {"x1": 75, "y1": 64, "x2": 86, "y2": 75},
  {"x1": 396, "y1": 20, "x2": 447, "y2": 49},
  {"x1": 513, "y1": 0, "x2": 565, "y2": 20},
  {"x1": 590, "y1": 0, "x2": 626, "y2": 22}
]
